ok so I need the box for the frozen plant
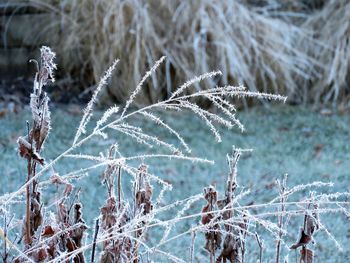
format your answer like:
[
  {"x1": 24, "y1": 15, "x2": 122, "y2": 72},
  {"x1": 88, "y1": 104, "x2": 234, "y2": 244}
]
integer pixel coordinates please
[{"x1": 0, "y1": 46, "x2": 349, "y2": 263}]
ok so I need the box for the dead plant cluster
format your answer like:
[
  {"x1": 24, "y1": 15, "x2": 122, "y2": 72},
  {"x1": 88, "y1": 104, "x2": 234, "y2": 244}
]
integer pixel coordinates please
[{"x1": 0, "y1": 47, "x2": 349, "y2": 263}]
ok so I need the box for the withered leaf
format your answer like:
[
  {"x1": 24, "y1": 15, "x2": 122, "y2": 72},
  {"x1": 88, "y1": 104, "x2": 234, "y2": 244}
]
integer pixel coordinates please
[
  {"x1": 290, "y1": 228, "x2": 312, "y2": 249},
  {"x1": 58, "y1": 202, "x2": 69, "y2": 224},
  {"x1": 50, "y1": 173, "x2": 73, "y2": 196},
  {"x1": 42, "y1": 225, "x2": 56, "y2": 237},
  {"x1": 17, "y1": 136, "x2": 44, "y2": 165},
  {"x1": 300, "y1": 248, "x2": 314, "y2": 263},
  {"x1": 35, "y1": 247, "x2": 48, "y2": 262},
  {"x1": 306, "y1": 204, "x2": 319, "y2": 236},
  {"x1": 216, "y1": 235, "x2": 242, "y2": 263}
]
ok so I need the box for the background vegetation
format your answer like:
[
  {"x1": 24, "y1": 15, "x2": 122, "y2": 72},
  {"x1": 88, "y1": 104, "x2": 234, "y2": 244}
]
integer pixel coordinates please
[{"x1": 1, "y1": 0, "x2": 349, "y2": 105}]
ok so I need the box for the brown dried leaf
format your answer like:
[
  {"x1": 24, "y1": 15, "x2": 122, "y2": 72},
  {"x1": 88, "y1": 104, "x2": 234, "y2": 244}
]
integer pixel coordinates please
[
  {"x1": 290, "y1": 229, "x2": 312, "y2": 249},
  {"x1": 300, "y1": 248, "x2": 314, "y2": 263},
  {"x1": 17, "y1": 136, "x2": 44, "y2": 165},
  {"x1": 204, "y1": 227, "x2": 222, "y2": 254},
  {"x1": 306, "y1": 204, "x2": 319, "y2": 236},
  {"x1": 201, "y1": 186, "x2": 222, "y2": 253},
  {"x1": 216, "y1": 235, "x2": 242, "y2": 263},
  {"x1": 201, "y1": 204, "x2": 213, "y2": 225},
  {"x1": 35, "y1": 247, "x2": 48, "y2": 262},
  {"x1": 100, "y1": 197, "x2": 118, "y2": 230},
  {"x1": 42, "y1": 225, "x2": 56, "y2": 237},
  {"x1": 66, "y1": 238, "x2": 77, "y2": 252},
  {"x1": 58, "y1": 202, "x2": 69, "y2": 224},
  {"x1": 50, "y1": 173, "x2": 74, "y2": 196}
]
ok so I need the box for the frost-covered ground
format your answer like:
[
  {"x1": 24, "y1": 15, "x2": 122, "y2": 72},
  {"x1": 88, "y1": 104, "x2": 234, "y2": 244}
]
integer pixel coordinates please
[{"x1": 1, "y1": 105, "x2": 349, "y2": 262}]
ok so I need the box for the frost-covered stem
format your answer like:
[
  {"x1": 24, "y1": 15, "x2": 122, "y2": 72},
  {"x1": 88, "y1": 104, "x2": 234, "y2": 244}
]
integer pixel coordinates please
[
  {"x1": 301, "y1": 204, "x2": 309, "y2": 263},
  {"x1": 73, "y1": 59, "x2": 119, "y2": 146},
  {"x1": 90, "y1": 218, "x2": 99, "y2": 263},
  {"x1": 275, "y1": 204, "x2": 284, "y2": 262},
  {"x1": 121, "y1": 56, "x2": 166, "y2": 118},
  {"x1": 228, "y1": 150, "x2": 240, "y2": 228},
  {"x1": 117, "y1": 166, "x2": 121, "y2": 205},
  {"x1": 209, "y1": 197, "x2": 214, "y2": 263},
  {"x1": 190, "y1": 230, "x2": 196, "y2": 263},
  {"x1": 25, "y1": 154, "x2": 32, "y2": 246},
  {"x1": 276, "y1": 177, "x2": 287, "y2": 263},
  {"x1": 255, "y1": 233, "x2": 263, "y2": 263},
  {"x1": 242, "y1": 232, "x2": 247, "y2": 263}
]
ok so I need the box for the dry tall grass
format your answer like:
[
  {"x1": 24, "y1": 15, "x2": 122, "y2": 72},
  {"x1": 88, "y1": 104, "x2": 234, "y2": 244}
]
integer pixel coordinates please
[
  {"x1": 299, "y1": 1, "x2": 350, "y2": 104},
  {"x1": 23, "y1": 0, "x2": 349, "y2": 105},
  {"x1": 28, "y1": 0, "x2": 349, "y2": 105}
]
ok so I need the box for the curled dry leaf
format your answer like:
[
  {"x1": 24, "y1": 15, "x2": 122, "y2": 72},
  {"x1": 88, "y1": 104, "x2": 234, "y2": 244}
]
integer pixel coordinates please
[
  {"x1": 42, "y1": 225, "x2": 57, "y2": 237},
  {"x1": 202, "y1": 186, "x2": 218, "y2": 225},
  {"x1": 17, "y1": 136, "x2": 45, "y2": 165},
  {"x1": 290, "y1": 228, "x2": 312, "y2": 249}
]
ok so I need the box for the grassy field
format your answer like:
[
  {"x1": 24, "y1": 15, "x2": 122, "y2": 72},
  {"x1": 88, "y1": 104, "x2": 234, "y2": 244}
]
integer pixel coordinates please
[{"x1": 1, "y1": 104, "x2": 349, "y2": 262}]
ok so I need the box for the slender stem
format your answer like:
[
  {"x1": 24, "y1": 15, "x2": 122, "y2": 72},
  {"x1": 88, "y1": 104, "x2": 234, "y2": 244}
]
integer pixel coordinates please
[
  {"x1": 117, "y1": 167, "x2": 121, "y2": 205},
  {"x1": 190, "y1": 230, "x2": 196, "y2": 263},
  {"x1": 25, "y1": 160, "x2": 32, "y2": 246},
  {"x1": 276, "y1": 189, "x2": 285, "y2": 263},
  {"x1": 91, "y1": 218, "x2": 99, "y2": 263},
  {"x1": 255, "y1": 233, "x2": 263, "y2": 263},
  {"x1": 3, "y1": 216, "x2": 7, "y2": 263},
  {"x1": 210, "y1": 196, "x2": 215, "y2": 263}
]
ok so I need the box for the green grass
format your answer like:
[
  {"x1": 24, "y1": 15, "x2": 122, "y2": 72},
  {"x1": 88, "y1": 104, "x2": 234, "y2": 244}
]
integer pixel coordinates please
[{"x1": 1, "y1": 104, "x2": 349, "y2": 262}]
